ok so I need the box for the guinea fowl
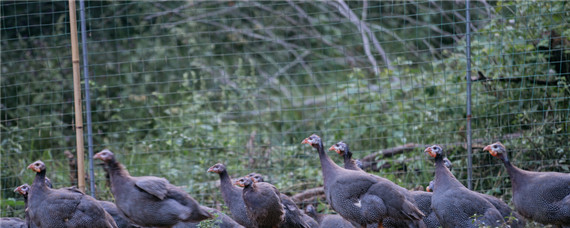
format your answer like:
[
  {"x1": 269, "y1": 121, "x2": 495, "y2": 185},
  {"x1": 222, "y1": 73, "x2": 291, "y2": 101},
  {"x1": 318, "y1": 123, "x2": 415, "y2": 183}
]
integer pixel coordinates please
[
  {"x1": 329, "y1": 141, "x2": 362, "y2": 171},
  {"x1": 94, "y1": 150, "x2": 211, "y2": 227},
  {"x1": 330, "y1": 141, "x2": 440, "y2": 228},
  {"x1": 236, "y1": 177, "x2": 284, "y2": 228},
  {"x1": 207, "y1": 163, "x2": 256, "y2": 228},
  {"x1": 302, "y1": 134, "x2": 425, "y2": 228},
  {"x1": 427, "y1": 156, "x2": 526, "y2": 227},
  {"x1": 425, "y1": 145, "x2": 504, "y2": 228},
  {"x1": 14, "y1": 184, "x2": 34, "y2": 228},
  {"x1": 17, "y1": 180, "x2": 136, "y2": 228},
  {"x1": 27, "y1": 160, "x2": 118, "y2": 228},
  {"x1": 484, "y1": 142, "x2": 570, "y2": 226},
  {"x1": 305, "y1": 205, "x2": 355, "y2": 228},
  {"x1": 246, "y1": 172, "x2": 314, "y2": 228},
  {"x1": 173, "y1": 206, "x2": 244, "y2": 228}
]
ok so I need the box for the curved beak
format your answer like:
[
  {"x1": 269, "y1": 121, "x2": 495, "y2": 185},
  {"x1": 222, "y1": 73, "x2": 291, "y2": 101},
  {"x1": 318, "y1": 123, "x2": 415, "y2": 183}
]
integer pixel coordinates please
[
  {"x1": 27, "y1": 164, "x2": 39, "y2": 172},
  {"x1": 301, "y1": 138, "x2": 309, "y2": 144},
  {"x1": 328, "y1": 145, "x2": 341, "y2": 154},
  {"x1": 93, "y1": 152, "x2": 103, "y2": 160},
  {"x1": 483, "y1": 145, "x2": 497, "y2": 156},
  {"x1": 235, "y1": 180, "x2": 244, "y2": 187},
  {"x1": 207, "y1": 167, "x2": 215, "y2": 173},
  {"x1": 424, "y1": 147, "x2": 436, "y2": 158},
  {"x1": 13, "y1": 186, "x2": 20, "y2": 193}
]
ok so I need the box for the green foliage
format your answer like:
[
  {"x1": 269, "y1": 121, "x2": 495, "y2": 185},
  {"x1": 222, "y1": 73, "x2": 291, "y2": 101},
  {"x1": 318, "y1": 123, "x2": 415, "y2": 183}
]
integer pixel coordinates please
[{"x1": 1, "y1": 1, "x2": 568, "y2": 222}]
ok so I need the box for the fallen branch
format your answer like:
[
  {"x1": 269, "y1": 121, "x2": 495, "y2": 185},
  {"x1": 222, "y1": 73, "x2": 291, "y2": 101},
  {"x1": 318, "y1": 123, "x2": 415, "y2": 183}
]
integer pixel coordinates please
[{"x1": 291, "y1": 186, "x2": 324, "y2": 203}]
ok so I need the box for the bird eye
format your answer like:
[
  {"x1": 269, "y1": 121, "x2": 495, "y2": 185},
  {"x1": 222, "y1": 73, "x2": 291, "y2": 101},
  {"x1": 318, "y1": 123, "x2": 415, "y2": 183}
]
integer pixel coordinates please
[
  {"x1": 432, "y1": 146, "x2": 437, "y2": 150},
  {"x1": 493, "y1": 145, "x2": 497, "y2": 148}
]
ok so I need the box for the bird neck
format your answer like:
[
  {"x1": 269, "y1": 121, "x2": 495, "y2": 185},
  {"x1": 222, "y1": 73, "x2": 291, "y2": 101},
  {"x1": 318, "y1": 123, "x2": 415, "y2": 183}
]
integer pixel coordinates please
[
  {"x1": 316, "y1": 142, "x2": 342, "y2": 183},
  {"x1": 23, "y1": 195, "x2": 28, "y2": 208},
  {"x1": 434, "y1": 155, "x2": 463, "y2": 191},
  {"x1": 244, "y1": 182, "x2": 256, "y2": 193},
  {"x1": 30, "y1": 169, "x2": 49, "y2": 203},
  {"x1": 106, "y1": 159, "x2": 130, "y2": 182},
  {"x1": 218, "y1": 170, "x2": 233, "y2": 187},
  {"x1": 343, "y1": 153, "x2": 360, "y2": 171},
  {"x1": 499, "y1": 153, "x2": 526, "y2": 191},
  {"x1": 218, "y1": 170, "x2": 240, "y2": 202}
]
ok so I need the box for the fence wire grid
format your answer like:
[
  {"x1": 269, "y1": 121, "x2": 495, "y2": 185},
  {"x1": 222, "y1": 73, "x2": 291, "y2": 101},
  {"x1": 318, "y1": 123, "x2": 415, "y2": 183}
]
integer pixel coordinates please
[{"x1": 1, "y1": 0, "x2": 569, "y2": 221}]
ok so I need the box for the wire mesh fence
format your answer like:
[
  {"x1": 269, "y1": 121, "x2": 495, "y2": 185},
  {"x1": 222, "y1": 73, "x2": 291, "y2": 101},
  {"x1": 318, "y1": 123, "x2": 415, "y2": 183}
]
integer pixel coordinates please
[{"x1": 1, "y1": 0, "x2": 569, "y2": 223}]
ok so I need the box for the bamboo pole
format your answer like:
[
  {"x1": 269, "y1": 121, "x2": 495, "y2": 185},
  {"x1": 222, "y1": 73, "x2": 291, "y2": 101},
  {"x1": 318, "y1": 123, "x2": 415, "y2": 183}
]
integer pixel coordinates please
[{"x1": 68, "y1": 0, "x2": 86, "y2": 193}]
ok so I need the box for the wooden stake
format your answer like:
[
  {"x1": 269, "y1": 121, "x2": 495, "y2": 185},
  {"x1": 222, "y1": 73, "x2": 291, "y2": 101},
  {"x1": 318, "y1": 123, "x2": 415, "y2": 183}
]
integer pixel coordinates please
[{"x1": 68, "y1": 0, "x2": 86, "y2": 193}]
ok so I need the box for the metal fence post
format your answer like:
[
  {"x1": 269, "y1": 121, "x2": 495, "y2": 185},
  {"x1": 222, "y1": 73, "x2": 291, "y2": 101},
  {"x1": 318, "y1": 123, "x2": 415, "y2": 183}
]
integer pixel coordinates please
[
  {"x1": 465, "y1": 0, "x2": 473, "y2": 190},
  {"x1": 79, "y1": 0, "x2": 96, "y2": 197}
]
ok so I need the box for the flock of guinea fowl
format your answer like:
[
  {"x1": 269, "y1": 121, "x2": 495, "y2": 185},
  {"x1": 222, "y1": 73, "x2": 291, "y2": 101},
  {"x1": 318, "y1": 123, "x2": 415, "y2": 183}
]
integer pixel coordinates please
[{"x1": 3, "y1": 133, "x2": 570, "y2": 228}]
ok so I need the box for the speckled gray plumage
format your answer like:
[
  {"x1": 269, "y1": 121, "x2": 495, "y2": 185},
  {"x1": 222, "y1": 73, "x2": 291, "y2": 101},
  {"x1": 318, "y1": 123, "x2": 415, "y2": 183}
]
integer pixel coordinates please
[
  {"x1": 301, "y1": 213, "x2": 319, "y2": 228},
  {"x1": 304, "y1": 135, "x2": 424, "y2": 227},
  {"x1": 279, "y1": 193, "x2": 310, "y2": 228},
  {"x1": 240, "y1": 178, "x2": 284, "y2": 228},
  {"x1": 493, "y1": 145, "x2": 569, "y2": 226},
  {"x1": 95, "y1": 150, "x2": 211, "y2": 227},
  {"x1": 408, "y1": 191, "x2": 440, "y2": 228},
  {"x1": 0, "y1": 217, "x2": 26, "y2": 228},
  {"x1": 98, "y1": 200, "x2": 140, "y2": 228},
  {"x1": 246, "y1": 172, "x2": 311, "y2": 228},
  {"x1": 427, "y1": 146, "x2": 504, "y2": 228},
  {"x1": 27, "y1": 161, "x2": 118, "y2": 228},
  {"x1": 478, "y1": 193, "x2": 526, "y2": 228},
  {"x1": 305, "y1": 205, "x2": 355, "y2": 228},
  {"x1": 335, "y1": 141, "x2": 432, "y2": 228},
  {"x1": 172, "y1": 206, "x2": 244, "y2": 228},
  {"x1": 208, "y1": 164, "x2": 256, "y2": 228}
]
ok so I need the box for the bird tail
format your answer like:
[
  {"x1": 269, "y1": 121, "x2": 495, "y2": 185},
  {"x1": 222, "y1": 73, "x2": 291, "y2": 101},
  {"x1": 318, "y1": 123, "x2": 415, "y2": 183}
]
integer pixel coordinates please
[
  {"x1": 104, "y1": 211, "x2": 118, "y2": 228},
  {"x1": 402, "y1": 201, "x2": 425, "y2": 221}
]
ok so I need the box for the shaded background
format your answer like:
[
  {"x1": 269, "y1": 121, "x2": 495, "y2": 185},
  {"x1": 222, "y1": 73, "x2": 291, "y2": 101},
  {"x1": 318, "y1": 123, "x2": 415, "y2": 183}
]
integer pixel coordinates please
[{"x1": 1, "y1": 0, "x2": 569, "y2": 224}]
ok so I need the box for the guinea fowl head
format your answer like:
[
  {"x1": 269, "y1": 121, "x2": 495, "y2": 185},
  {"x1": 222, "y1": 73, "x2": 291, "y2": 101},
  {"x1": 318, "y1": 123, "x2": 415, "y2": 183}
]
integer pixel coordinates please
[
  {"x1": 483, "y1": 142, "x2": 507, "y2": 158},
  {"x1": 305, "y1": 205, "x2": 317, "y2": 216},
  {"x1": 424, "y1": 145, "x2": 443, "y2": 158},
  {"x1": 235, "y1": 177, "x2": 253, "y2": 188},
  {"x1": 247, "y1": 173, "x2": 264, "y2": 183},
  {"x1": 329, "y1": 141, "x2": 349, "y2": 156},
  {"x1": 426, "y1": 181, "x2": 434, "y2": 192},
  {"x1": 94, "y1": 149, "x2": 115, "y2": 162},
  {"x1": 207, "y1": 163, "x2": 226, "y2": 174},
  {"x1": 301, "y1": 134, "x2": 322, "y2": 149},
  {"x1": 14, "y1": 184, "x2": 30, "y2": 196},
  {"x1": 27, "y1": 160, "x2": 46, "y2": 173}
]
